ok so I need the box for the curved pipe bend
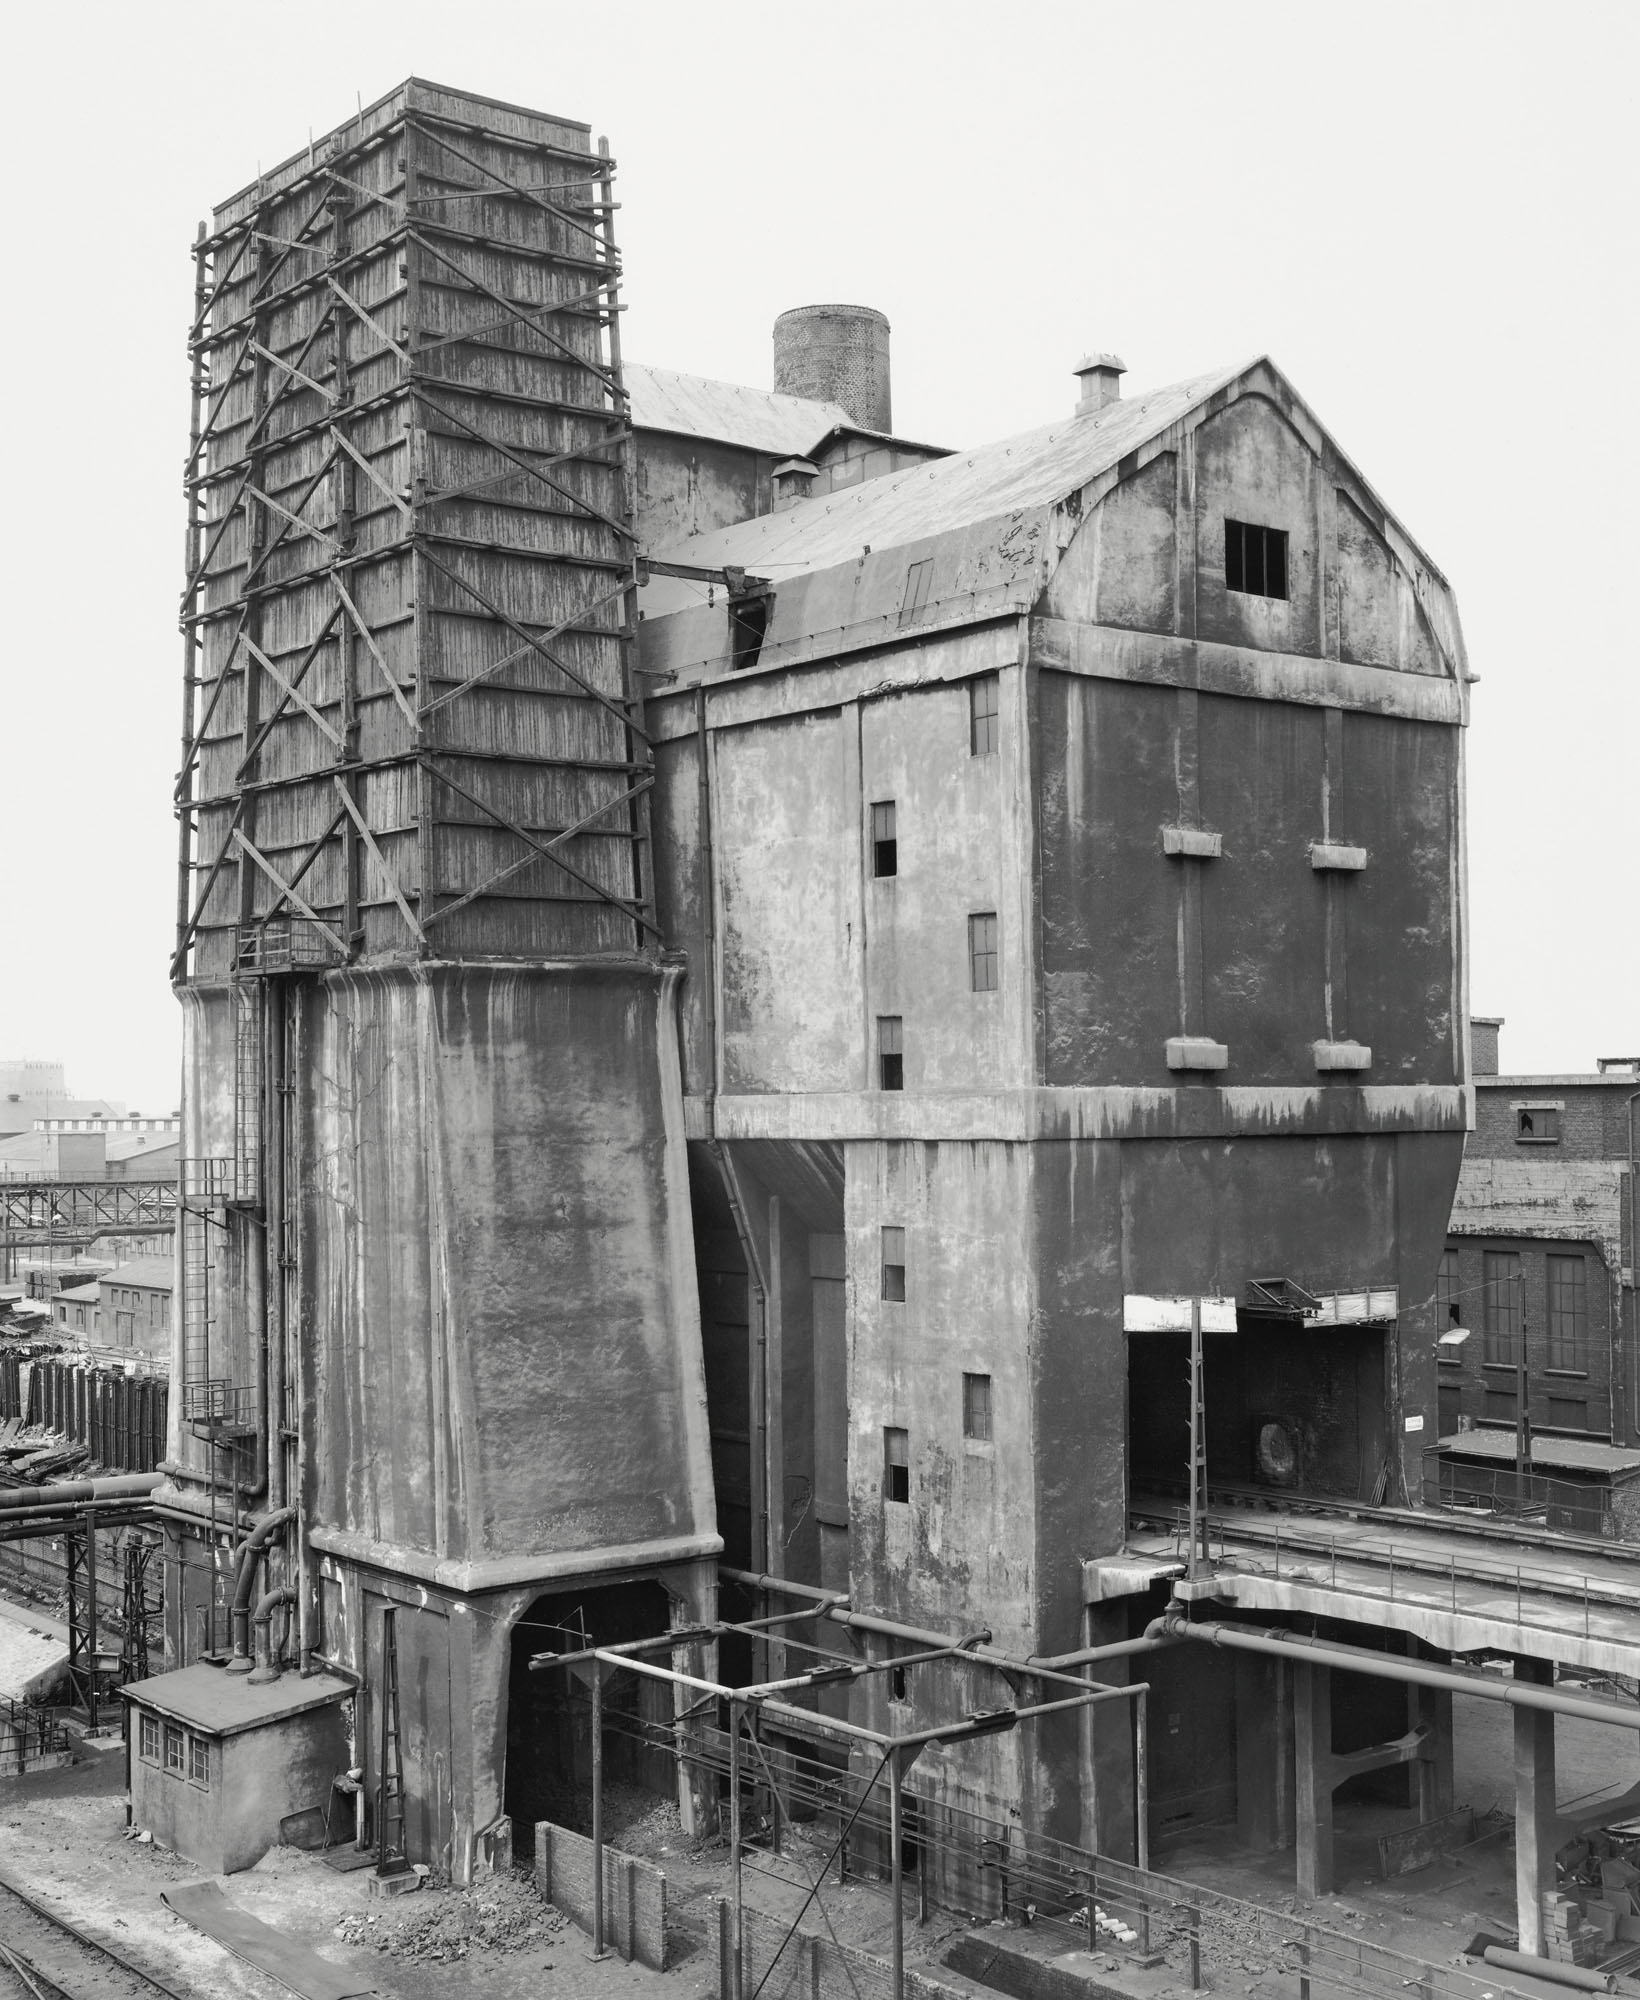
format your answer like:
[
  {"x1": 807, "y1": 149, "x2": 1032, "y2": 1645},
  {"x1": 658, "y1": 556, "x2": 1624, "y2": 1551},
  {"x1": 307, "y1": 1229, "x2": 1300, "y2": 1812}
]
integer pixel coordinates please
[
  {"x1": 226, "y1": 1506, "x2": 297, "y2": 1669},
  {"x1": 249, "y1": 1586, "x2": 297, "y2": 1683}
]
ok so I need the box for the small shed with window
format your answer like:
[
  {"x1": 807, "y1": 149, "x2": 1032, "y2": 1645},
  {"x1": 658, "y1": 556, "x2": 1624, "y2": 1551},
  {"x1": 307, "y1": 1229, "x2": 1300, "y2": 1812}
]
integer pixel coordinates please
[{"x1": 122, "y1": 1664, "x2": 354, "y2": 1873}]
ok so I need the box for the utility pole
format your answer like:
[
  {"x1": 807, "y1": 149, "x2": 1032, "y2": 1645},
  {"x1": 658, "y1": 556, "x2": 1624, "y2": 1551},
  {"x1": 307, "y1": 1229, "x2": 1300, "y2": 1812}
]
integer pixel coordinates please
[
  {"x1": 1187, "y1": 1297, "x2": 1209, "y2": 1577},
  {"x1": 1515, "y1": 1269, "x2": 1530, "y2": 1516}
]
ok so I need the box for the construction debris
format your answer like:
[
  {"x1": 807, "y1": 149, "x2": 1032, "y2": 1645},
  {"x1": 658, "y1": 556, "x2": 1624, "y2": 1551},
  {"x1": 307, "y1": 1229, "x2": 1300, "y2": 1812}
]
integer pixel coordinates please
[{"x1": 332, "y1": 1874, "x2": 565, "y2": 1963}]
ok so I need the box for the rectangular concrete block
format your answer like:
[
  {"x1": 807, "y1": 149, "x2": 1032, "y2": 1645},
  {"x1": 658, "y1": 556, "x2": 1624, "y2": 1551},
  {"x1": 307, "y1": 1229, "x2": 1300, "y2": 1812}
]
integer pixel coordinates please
[
  {"x1": 1165, "y1": 1037, "x2": 1228, "y2": 1072},
  {"x1": 1161, "y1": 826, "x2": 1222, "y2": 859},
  {"x1": 1313, "y1": 1040, "x2": 1372, "y2": 1071},
  {"x1": 1309, "y1": 842, "x2": 1368, "y2": 871}
]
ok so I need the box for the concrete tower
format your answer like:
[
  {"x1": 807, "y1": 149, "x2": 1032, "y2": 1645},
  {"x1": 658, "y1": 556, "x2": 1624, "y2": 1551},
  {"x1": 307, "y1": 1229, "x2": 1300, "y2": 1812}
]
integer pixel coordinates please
[{"x1": 164, "y1": 80, "x2": 716, "y2": 1877}]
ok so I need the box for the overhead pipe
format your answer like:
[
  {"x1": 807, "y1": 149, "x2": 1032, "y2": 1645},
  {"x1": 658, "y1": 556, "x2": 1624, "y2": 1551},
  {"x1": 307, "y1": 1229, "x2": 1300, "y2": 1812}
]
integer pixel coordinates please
[
  {"x1": 248, "y1": 1585, "x2": 296, "y2": 1685},
  {"x1": 722, "y1": 1566, "x2": 1165, "y2": 1692},
  {"x1": 0, "y1": 1473, "x2": 158, "y2": 1513},
  {"x1": 1161, "y1": 1612, "x2": 1640, "y2": 1731},
  {"x1": 225, "y1": 1504, "x2": 296, "y2": 1673}
]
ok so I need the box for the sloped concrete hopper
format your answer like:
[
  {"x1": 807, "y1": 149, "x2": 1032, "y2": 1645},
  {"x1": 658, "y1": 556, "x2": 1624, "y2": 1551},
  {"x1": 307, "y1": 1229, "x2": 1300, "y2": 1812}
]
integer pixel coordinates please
[
  {"x1": 774, "y1": 304, "x2": 892, "y2": 430},
  {"x1": 122, "y1": 1664, "x2": 354, "y2": 1874}
]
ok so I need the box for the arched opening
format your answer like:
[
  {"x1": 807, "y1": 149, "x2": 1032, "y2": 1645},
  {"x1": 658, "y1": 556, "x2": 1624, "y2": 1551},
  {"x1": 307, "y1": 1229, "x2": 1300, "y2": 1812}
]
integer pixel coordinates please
[{"x1": 504, "y1": 1579, "x2": 676, "y2": 1860}]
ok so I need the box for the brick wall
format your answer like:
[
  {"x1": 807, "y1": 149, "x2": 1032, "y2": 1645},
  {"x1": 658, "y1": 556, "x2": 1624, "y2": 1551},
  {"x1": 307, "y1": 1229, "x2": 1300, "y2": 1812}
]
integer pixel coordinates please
[
  {"x1": 1473, "y1": 1081, "x2": 1636, "y2": 1163},
  {"x1": 533, "y1": 1819, "x2": 667, "y2": 1970},
  {"x1": 730, "y1": 1900, "x2": 966, "y2": 2000}
]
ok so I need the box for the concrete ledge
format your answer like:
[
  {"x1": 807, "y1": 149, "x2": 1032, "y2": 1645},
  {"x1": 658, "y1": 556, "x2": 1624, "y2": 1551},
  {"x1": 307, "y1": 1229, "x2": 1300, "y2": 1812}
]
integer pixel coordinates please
[
  {"x1": 1310, "y1": 842, "x2": 1368, "y2": 871},
  {"x1": 1165, "y1": 1037, "x2": 1229, "y2": 1072},
  {"x1": 1083, "y1": 1555, "x2": 1186, "y2": 1603},
  {"x1": 307, "y1": 1527, "x2": 723, "y2": 1593},
  {"x1": 1161, "y1": 826, "x2": 1222, "y2": 859},
  {"x1": 1314, "y1": 1040, "x2": 1372, "y2": 1072},
  {"x1": 687, "y1": 1084, "x2": 1470, "y2": 1142}
]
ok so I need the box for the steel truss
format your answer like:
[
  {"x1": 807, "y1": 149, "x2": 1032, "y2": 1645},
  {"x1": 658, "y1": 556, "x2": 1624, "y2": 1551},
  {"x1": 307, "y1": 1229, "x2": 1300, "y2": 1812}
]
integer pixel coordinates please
[
  {"x1": 175, "y1": 90, "x2": 652, "y2": 986},
  {"x1": 0, "y1": 1179, "x2": 177, "y2": 1248}
]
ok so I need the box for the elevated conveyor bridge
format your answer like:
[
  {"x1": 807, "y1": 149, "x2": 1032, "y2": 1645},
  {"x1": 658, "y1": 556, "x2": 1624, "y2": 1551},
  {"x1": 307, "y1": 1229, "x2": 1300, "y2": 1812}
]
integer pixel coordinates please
[{"x1": 0, "y1": 1179, "x2": 177, "y2": 1251}]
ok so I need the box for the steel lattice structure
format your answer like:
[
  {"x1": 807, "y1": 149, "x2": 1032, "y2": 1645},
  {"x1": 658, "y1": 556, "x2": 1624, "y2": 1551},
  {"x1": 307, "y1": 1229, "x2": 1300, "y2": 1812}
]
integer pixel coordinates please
[
  {"x1": 0, "y1": 1179, "x2": 177, "y2": 1247},
  {"x1": 175, "y1": 79, "x2": 651, "y2": 984}
]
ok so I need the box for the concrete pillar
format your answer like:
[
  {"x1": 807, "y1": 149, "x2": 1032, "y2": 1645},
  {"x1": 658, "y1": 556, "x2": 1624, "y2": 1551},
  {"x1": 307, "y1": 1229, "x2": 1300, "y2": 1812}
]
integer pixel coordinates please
[
  {"x1": 1236, "y1": 1652, "x2": 1294, "y2": 1852},
  {"x1": 1082, "y1": 1605, "x2": 1136, "y2": 1862},
  {"x1": 1415, "y1": 1680, "x2": 1454, "y2": 1822},
  {"x1": 1513, "y1": 1659, "x2": 1557, "y2": 1957},
  {"x1": 1294, "y1": 1660, "x2": 1334, "y2": 1900}
]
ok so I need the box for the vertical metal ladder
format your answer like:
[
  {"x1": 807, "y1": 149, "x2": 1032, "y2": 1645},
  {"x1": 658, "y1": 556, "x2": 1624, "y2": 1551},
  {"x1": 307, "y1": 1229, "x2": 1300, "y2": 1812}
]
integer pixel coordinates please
[{"x1": 375, "y1": 1605, "x2": 408, "y2": 1875}]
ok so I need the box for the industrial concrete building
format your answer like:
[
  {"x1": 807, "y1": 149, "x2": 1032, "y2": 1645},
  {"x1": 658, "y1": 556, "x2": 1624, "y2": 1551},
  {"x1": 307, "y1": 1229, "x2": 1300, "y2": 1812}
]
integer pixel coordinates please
[{"x1": 147, "y1": 75, "x2": 1640, "y2": 1966}]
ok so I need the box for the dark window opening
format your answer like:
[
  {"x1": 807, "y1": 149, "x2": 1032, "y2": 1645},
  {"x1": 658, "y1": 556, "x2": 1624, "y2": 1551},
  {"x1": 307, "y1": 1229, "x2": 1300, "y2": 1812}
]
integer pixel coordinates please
[
  {"x1": 969, "y1": 912, "x2": 998, "y2": 992},
  {"x1": 884, "y1": 1426, "x2": 909, "y2": 1504},
  {"x1": 963, "y1": 1372, "x2": 993, "y2": 1440},
  {"x1": 970, "y1": 674, "x2": 1000, "y2": 756},
  {"x1": 1517, "y1": 1107, "x2": 1560, "y2": 1143},
  {"x1": 1436, "y1": 1247, "x2": 1463, "y2": 1364},
  {"x1": 1483, "y1": 1388, "x2": 1518, "y2": 1423},
  {"x1": 730, "y1": 592, "x2": 770, "y2": 671},
  {"x1": 889, "y1": 1664, "x2": 908, "y2": 1702},
  {"x1": 1482, "y1": 1250, "x2": 1521, "y2": 1366},
  {"x1": 1224, "y1": 519, "x2": 1289, "y2": 601},
  {"x1": 878, "y1": 1016, "x2": 903, "y2": 1091},
  {"x1": 1547, "y1": 1254, "x2": 1588, "y2": 1371},
  {"x1": 898, "y1": 559, "x2": 934, "y2": 627},
  {"x1": 1547, "y1": 1396, "x2": 1589, "y2": 1431},
  {"x1": 872, "y1": 801, "x2": 898, "y2": 878},
  {"x1": 881, "y1": 1226, "x2": 906, "y2": 1302}
]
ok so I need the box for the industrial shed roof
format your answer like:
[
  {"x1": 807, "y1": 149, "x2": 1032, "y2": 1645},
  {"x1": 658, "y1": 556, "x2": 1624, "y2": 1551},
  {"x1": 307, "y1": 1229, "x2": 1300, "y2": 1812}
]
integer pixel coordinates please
[
  {"x1": 626, "y1": 363, "x2": 855, "y2": 457},
  {"x1": 99, "y1": 1258, "x2": 173, "y2": 1292},
  {"x1": 640, "y1": 362, "x2": 1245, "y2": 615},
  {"x1": 1436, "y1": 1430, "x2": 1640, "y2": 1476}
]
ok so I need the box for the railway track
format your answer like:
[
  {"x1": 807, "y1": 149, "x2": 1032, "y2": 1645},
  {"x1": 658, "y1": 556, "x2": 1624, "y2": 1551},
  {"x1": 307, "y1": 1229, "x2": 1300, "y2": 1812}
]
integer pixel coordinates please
[{"x1": 0, "y1": 1870, "x2": 194, "y2": 2000}]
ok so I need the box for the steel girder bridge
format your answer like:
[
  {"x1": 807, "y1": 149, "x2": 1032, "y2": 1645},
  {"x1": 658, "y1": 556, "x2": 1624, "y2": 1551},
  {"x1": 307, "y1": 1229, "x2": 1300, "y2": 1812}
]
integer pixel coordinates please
[{"x1": 0, "y1": 1180, "x2": 178, "y2": 1249}]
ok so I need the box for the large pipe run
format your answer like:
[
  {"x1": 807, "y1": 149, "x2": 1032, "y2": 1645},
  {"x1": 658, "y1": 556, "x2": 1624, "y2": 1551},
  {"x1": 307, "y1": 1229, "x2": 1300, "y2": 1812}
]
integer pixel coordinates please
[
  {"x1": 1163, "y1": 1613, "x2": 1640, "y2": 1731},
  {"x1": 0, "y1": 1473, "x2": 159, "y2": 1514},
  {"x1": 249, "y1": 1585, "x2": 297, "y2": 1684},
  {"x1": 225, "y1": 1504, "x2": 296, "y2": 1672}
]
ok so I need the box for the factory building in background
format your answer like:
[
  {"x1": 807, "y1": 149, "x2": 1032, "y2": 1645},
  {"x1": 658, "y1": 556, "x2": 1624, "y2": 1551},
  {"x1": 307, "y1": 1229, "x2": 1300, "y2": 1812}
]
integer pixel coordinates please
[{"x1": 156, "y1": 79, "x2": 1480, "y2": 1902}]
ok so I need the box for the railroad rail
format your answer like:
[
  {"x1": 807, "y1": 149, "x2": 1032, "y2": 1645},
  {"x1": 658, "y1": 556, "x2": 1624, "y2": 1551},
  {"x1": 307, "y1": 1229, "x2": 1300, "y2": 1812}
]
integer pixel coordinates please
[{"x1": 0, "y1": 1869, "x2": 195, "y2": 2000}]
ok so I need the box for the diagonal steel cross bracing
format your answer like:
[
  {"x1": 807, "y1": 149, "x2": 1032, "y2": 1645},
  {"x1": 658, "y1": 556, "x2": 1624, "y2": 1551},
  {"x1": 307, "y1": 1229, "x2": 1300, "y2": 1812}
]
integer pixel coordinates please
[
  {"x1": 0, "y1": 1180, "x2": 178, "y2": 1247},
  {"x1": 175, "y1": 97, "x2": 654, "y2": 985}
]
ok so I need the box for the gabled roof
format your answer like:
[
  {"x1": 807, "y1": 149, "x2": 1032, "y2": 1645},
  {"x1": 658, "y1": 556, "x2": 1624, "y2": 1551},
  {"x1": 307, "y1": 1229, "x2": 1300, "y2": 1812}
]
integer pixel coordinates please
[
  {"x1": 626, "y1": 362, "x2": 854, "y2": 458},
  {"x1": 99, "y1": 1258, "x2": 173, "y2": 1292},
  {"x1": 641, "y1": 363, "x2": 1244, "y2": 616}
]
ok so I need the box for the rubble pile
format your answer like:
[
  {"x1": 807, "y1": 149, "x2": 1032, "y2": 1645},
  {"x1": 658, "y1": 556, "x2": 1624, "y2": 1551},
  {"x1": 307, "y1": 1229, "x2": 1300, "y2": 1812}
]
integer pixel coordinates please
[{"x1": 333, "y1": 1874, "x2": 565, "y2": 1962}]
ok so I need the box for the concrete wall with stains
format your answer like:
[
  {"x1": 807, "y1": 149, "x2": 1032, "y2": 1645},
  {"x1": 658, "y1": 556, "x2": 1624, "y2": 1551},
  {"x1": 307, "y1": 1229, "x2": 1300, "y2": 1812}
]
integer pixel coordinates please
[{"x1": 289, "y1": 960, "x2": 716, "y2": 1575}]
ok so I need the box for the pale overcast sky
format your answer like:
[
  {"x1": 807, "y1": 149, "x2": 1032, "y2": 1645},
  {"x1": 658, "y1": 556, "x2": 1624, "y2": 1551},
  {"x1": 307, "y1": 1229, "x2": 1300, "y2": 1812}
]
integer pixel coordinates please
[{"x1": 2, "y1": 0, "x2": 1633, "y2": 1112}]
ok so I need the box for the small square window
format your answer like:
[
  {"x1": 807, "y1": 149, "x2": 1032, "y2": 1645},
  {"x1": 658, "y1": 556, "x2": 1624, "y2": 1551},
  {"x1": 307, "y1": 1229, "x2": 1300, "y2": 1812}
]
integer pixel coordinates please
[
  {"x1": 189, "y1": 1734, "x2": 210, "y2": 1786},
  {"x1": 139, "y1": 1713, "x2": 160, "y2": 1764},
  {"x1": 163, "y1": 1723, "x2": 185, "y2": 1775},
  {"x1": 872, "y1": 801, "x2": 898, "y2": 878},
  {"x1": 881, "y1": 1227, "x2": 906, "y2": 1302},
  {"x1": 884, "y1": 1427, "x2": 909, "y2": 1504},
  {"x1": 877, "y1": 1016, "x2": 903, "y2": 1092},
  {"x1": 969, "y1": 912, "x2": 998, "y2": 992},
  {"x1": 963, "y1": 1372, "x2": 993, "y2": 1441},
  {"x1": 1224, "y1": 519, "x2": 1289, "y2": 601},
  {"x1": 1516, "y1": 1107, "x2": 1560, "y2": 1143},
  {"x1": 969, "y1": 675, "x2": 999, "y2": 756}
]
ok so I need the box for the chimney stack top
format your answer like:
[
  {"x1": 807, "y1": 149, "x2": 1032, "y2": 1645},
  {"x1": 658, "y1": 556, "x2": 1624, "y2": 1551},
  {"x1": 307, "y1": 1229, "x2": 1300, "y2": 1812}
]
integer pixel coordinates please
[{"x1": 1073, "y1": 353, "x2": 1127, "y2": 416}]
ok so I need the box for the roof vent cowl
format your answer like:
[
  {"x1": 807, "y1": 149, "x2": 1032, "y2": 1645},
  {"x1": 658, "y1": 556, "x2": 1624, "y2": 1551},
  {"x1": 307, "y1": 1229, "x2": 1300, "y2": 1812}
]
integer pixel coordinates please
[{"x1": 1073, "y1": 352, "x2": 1126, "y2": 417}]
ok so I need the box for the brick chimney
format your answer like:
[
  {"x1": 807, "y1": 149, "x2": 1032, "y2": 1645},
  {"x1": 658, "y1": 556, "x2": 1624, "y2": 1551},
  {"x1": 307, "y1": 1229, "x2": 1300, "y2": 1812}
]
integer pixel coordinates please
[{"x1": 1471, "y1": 1017, "x2": 1503, "y2": 1077}]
